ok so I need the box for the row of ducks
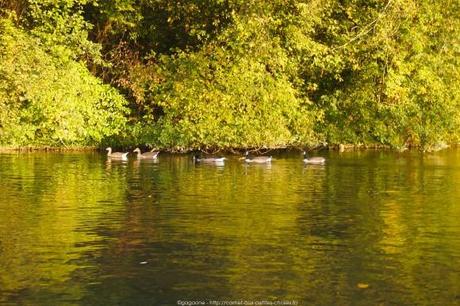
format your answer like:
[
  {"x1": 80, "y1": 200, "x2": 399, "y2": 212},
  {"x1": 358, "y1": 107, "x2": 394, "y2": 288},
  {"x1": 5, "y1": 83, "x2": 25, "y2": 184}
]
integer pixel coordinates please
[
  {"x1": 106, "y1": 147, "x2": 159, "y2": 160},
  {"x1": 105, "y1": 147, "x2": 326, "y2": 165}
]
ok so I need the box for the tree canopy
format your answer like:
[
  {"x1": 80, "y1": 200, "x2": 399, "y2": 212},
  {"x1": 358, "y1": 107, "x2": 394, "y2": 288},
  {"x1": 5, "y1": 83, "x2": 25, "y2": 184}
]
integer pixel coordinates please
[{"x1": 1, "y1": 0, "x2": 459, "y2": 150}]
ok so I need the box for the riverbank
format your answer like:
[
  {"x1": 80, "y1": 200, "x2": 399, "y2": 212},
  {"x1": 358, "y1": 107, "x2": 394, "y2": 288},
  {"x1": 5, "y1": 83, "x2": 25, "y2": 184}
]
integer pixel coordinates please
[
  {"x1": 0, "y1": 146, "x2": 99, "y2": 153},
  {"x1": 2, "y1": 143, "x2": 454, "y2": 154}
]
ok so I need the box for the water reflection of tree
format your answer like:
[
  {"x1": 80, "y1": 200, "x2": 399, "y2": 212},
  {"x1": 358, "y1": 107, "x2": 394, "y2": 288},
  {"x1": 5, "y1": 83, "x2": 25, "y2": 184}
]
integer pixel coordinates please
[
  {"x1": 0, "y1": 153, "x2": 128, "y2": 303},
  {"x1": 294, "y1": 151, "x2": 460, "y2": 304},
  {"x1": 1, "y1": 152, "x2": 460, "y2": 304}
]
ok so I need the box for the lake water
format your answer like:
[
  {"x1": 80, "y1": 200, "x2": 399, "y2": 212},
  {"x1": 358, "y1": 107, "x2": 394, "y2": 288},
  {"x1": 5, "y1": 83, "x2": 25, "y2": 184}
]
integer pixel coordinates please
[{"x1": 1, "y1": 150, "x2": 460, "y2": 305}]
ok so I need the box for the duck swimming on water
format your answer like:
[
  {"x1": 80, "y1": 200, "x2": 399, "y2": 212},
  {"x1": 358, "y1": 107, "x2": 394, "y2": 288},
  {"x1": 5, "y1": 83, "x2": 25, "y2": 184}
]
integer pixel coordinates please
[
  {"x1": 303, "y1": 151, "x2": 325, "y2": 164},
  {"x1": 133, "y1": 148, "x2": 160, "y2": 159},
  {"x1": 106, "y1": 147, "x2": 129, "y2": 160},
  {"x1": 243, "y1": 151, "x2": 272, "y2": 163},
  {"x1": 193, "y1": 155, "x2": 226, "y2": 163}
]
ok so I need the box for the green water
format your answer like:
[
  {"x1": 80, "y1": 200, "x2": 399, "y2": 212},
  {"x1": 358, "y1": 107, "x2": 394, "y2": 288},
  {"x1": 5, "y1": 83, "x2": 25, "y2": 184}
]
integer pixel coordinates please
[{"x1": 0, "y1": 151, "x2": 459, "y2": 305}]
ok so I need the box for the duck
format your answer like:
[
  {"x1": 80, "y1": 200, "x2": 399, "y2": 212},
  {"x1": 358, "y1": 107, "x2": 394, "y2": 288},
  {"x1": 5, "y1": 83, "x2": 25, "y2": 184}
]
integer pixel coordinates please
[
  {"x1": 303, "y1": 151, "x2": 325, "y2": 164},
  {"x1": 106, "y1": 147, "x2": 129, "y2": 160},
  {"x1": 133, "y1": 148, "x2": 160, "y2": 159},
  {"x1": 193, "y1": 154, "x2": 226, "y2": 163},
  {"x1": 244, "y1": 151, "x2": 272, "y2": 163}
]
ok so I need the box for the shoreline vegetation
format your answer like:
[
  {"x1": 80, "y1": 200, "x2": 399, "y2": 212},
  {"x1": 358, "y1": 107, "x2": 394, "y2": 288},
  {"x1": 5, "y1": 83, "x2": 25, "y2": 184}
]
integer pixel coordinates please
[
  {"x1": 1, "y1": 1, "x2": 459, "y2": 152},
  {"x1": 0, "y1": 143, "x2": 455, "y2": 154}
]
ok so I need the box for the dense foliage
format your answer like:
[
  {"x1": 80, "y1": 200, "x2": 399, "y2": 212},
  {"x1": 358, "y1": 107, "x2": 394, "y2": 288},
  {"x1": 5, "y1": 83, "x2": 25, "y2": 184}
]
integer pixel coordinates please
[
  {"x1": 0, "y1": 7, "x2": 128, "y2": 147},
  {"x1": 1, "y1": 0, "x2": 459, "y2": 150}
]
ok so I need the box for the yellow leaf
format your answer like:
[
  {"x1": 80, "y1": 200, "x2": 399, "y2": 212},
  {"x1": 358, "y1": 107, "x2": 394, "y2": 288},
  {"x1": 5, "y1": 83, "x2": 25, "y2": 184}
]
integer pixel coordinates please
[{"x1": 357, "y1": 283, "x2": 369, "y2": 289}]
